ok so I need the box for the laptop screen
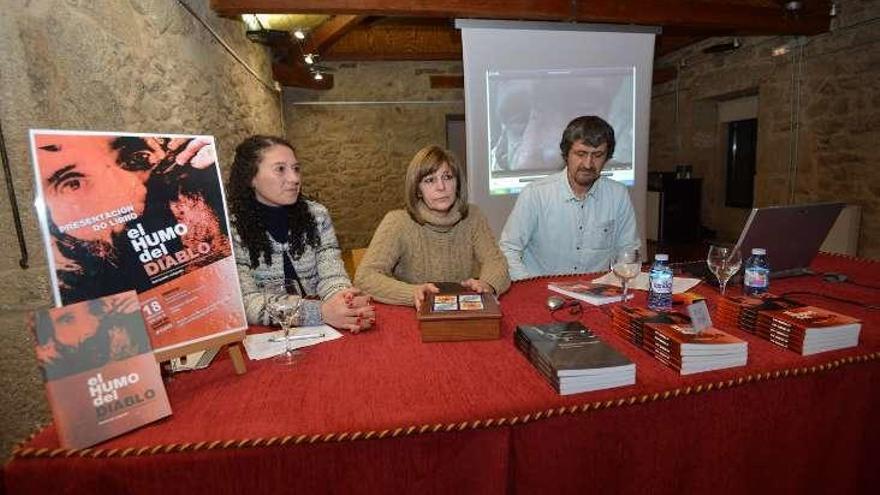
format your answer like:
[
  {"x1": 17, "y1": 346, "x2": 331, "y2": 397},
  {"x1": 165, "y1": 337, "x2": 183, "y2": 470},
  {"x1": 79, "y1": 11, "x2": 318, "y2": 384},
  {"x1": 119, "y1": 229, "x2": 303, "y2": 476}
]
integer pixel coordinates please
[{"x1": 734, "y1": 202, "x2": 844, "y2": 275}]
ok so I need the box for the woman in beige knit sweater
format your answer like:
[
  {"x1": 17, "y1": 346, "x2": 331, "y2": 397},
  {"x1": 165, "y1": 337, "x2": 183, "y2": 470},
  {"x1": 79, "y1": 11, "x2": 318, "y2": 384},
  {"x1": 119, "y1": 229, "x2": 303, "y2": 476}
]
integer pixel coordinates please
[{"x1": 355, "y1": 145, "x2": 511, "y2": 309}]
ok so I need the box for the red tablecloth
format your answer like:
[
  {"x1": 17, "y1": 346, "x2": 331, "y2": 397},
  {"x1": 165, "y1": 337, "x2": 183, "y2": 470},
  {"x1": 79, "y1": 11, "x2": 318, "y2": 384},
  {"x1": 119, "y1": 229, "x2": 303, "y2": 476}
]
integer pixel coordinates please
[{"x1": 5, "y1": 254, "x2": 879, "y2": 494}]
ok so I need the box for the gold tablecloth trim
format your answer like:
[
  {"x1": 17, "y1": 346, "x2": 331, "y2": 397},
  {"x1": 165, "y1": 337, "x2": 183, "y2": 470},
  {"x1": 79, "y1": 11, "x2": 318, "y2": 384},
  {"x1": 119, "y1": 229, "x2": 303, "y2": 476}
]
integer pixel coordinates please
[{"x1": 11, "y1": 351, "x2": 878, "y2": 461}]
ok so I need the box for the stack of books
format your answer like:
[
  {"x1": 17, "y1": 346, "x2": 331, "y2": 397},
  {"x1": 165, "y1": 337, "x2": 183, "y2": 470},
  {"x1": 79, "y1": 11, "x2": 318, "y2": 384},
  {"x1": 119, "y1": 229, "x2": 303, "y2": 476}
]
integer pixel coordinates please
[
  {"x1": 716, "y1": 294, "x2": 861, "y2": 355},
  {"x1": 755, "y1": 306, "x2": 862, "y2": 355},
  {"x1": 514, "y1": 322, "x2": 635, "y2": 395},
  {"x1": 547, "y1": 280, "x2": 632, "y2": 305},
  {"x1": 715, "y1": 294, "x2": 803, "y2": 333},
  {"x1": 613, "y1": 306, "x2": 748, "y2": 375},
  {"x1": 612, "y1": 306, "x2": 690, "y2": 348}
]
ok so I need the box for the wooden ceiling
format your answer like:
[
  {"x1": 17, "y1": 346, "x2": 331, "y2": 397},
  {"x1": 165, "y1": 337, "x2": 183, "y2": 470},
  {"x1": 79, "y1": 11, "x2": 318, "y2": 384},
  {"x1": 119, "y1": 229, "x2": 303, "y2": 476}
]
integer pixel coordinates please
[{"x1": 212, "y1": 0, "x2": 832, "y2": 89}]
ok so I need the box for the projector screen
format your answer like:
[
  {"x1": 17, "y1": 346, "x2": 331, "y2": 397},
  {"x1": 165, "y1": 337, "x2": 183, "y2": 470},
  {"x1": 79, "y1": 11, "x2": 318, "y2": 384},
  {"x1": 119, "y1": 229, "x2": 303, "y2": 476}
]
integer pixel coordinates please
[
  {"x1": 457, "y1": 20, "x2": 657, "y2": 248},
  {"x1": 488, "y1": 67, "x2": 635, "y2": 195}
]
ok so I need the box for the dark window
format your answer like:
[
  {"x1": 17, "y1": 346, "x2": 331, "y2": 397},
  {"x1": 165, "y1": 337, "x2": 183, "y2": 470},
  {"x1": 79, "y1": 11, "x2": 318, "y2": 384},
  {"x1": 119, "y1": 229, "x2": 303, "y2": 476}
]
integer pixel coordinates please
[{"x1": 725, "y1": 118, "x2": 757, "y2": 208}]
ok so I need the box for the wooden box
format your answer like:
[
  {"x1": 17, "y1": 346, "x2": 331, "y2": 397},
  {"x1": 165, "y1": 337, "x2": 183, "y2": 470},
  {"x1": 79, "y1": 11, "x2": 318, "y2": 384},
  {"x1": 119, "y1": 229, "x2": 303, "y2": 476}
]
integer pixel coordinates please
[{"x1": 417, "y1": 290, "x2": 502, "y2": 342}]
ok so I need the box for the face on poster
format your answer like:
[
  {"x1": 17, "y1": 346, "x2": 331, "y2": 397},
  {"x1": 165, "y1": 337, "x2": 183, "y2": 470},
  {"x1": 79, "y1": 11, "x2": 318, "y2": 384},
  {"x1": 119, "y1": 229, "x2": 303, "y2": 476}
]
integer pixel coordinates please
[{"x1": 31, "y1": 130, "x2": 232, "y2": 306}]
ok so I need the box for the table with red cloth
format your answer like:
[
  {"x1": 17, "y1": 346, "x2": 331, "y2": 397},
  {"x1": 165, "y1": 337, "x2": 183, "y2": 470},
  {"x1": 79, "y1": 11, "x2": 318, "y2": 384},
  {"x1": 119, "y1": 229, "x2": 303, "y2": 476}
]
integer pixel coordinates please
[{"x1": 5, "y1": 253, "x2": 879, "y2": 494}]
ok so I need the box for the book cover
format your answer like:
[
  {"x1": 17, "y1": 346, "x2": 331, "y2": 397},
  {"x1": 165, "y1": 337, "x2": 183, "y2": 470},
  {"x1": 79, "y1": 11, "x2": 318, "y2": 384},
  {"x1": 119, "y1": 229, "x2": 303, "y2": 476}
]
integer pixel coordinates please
[
  {"x1": 716, "y1": 294, "x2": 803, "y2": 332},
  {"x1": 30, "y1": 130, "x2": 247, "y2": 353},
  {"x1": 547, "y1": 281, "x2": 632, "y2": 305},
  {"x1": 458, "y1": 294, "x2": 485, "y2": 311},
  {"x1": 432, "y1": 295, "x2": 459, "y2": 311},
  {"x1": 758, "y1": 306, "x2": 861, "y2": 330},
  {"x1": 644, "y1": 323, "x2": 747, "y2": 356},
  {"x1": 32, "y1": 291, "x2": 171, "y2": 449},
  {"x1": 613, "y1": 306, "x2": 691, "y2": 330},
  {"x1": 516, "y1": 322, "x2": 634, "y2": 377}
]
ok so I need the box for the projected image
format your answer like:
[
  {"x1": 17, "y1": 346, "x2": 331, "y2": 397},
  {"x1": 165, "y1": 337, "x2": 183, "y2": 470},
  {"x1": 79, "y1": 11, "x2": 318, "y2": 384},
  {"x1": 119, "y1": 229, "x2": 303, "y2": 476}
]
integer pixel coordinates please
[{"x1": 487, "y1": 67, "x2": 635, "y2": 195}]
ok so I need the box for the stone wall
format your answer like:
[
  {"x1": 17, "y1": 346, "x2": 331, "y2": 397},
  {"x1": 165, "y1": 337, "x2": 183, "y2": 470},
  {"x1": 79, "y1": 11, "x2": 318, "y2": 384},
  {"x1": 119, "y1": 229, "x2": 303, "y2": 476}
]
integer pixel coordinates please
[
  {"x1": 0, "y1": 0, "x2": 282, "y2": 460},
  {"x1": 284, "y1": 61, "x2": 465, "y2": 251},
  {"x1": 649, "y1": 0, "x2": 880, "y2": 257}
]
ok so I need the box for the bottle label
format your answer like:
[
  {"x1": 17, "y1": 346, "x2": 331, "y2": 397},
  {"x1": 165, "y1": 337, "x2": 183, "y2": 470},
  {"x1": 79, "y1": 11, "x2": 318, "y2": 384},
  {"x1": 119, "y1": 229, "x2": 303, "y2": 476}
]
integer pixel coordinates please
[
  {"x1": 744, "y1": 268, "x2": 769, "y2": 288},
  {"x1": 650, "y1": 274, "x2": 673, "y2": 294}
]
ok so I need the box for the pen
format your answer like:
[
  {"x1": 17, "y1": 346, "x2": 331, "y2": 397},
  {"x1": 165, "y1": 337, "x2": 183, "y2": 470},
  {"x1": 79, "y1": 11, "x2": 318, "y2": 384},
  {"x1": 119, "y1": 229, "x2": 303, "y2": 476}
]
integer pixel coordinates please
[{"x1": 269, "y1": 333, "x2": 325, "y2": 343}]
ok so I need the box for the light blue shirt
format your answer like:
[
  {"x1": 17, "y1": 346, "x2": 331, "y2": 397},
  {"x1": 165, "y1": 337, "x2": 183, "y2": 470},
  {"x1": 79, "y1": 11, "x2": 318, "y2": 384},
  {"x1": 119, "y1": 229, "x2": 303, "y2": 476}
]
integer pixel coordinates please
[{"x1": 499, "y1": 171, "x2": 639, "y2": 280}]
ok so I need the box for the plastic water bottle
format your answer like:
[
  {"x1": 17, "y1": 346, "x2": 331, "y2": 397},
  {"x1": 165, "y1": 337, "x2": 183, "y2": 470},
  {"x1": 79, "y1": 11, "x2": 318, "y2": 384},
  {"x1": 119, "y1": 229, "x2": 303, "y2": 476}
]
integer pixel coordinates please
[
  {"x1": 648, "y1": 254, "x2": 673, "y2": 311},
  {"x1": 743, "y1": 248, "x2": 770, "y2": 295}
]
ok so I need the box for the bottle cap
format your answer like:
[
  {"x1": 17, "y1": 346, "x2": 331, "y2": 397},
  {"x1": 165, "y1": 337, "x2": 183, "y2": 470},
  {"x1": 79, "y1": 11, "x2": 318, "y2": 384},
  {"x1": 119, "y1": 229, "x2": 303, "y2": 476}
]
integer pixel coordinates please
[
  {"x1": 654, "y1": 253, "x2": 669, "y2": 261},
  {"x1": 751, "y1": 248, "x2": 766, "y2": 255}
]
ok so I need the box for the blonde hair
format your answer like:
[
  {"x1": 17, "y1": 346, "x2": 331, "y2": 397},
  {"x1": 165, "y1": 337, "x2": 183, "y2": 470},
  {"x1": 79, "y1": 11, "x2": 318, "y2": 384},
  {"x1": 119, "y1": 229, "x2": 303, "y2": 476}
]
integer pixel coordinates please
[{"x1": 404, "y1": 145, "x2": 469, "y2": 224}]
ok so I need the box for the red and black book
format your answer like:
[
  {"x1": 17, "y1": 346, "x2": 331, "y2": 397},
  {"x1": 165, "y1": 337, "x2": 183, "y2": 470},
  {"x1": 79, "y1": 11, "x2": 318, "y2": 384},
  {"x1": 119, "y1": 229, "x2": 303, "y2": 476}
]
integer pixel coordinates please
[
  {"x1": 715, "y1": 293, "x2": 803, "y2": 333},
  {"x1": 612, "y1": 306, "x2": 747, "y2": 375},
  {"x1": 755, "y1": 305, "x2": 861, "y2": 355},
  {"x1": 547, "y1": 280, "x2": 632, "y2": 305},
  {"x1": 32, "y1": 290, "x2": 171, "y2": 449}
]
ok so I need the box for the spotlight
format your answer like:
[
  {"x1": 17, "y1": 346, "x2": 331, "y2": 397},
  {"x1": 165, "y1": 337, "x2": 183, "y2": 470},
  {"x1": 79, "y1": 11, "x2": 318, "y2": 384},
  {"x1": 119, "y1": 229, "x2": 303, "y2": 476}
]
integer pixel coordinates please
[
  {"x1": 304, "y1": 54, "x2": 315, "y2": 65},
  {"x1": 293, "y1": 29, "x2": 306, "y2": 40},
  {"x1": 313, "y1": 72, "x2": 323, "y2": 81}
]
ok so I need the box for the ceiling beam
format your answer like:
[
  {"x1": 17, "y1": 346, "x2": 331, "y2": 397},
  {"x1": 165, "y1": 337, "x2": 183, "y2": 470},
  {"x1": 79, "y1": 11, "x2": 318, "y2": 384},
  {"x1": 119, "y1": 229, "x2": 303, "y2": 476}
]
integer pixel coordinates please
[
  {"x1": 429, "y1": 75, "x2": 464, "y2": 89},
  {"x1": 303, "y1": 14, "x2": 366, "y2": 53},
  {"x1": 323, "y1": 19, "x2": 461, "y2": 61},
  {"x1": 272, "y1": 61, "x2": 334, "y2": 89},
  {"x1": 212, "y1": 0, "x2": 571, "y2": 20},
  {"x1": 212, "y1": 0, "x2": 830, "y2": 35},
  {"x1": 267, "y1": 16, "x2": 365, "y2": 89}
]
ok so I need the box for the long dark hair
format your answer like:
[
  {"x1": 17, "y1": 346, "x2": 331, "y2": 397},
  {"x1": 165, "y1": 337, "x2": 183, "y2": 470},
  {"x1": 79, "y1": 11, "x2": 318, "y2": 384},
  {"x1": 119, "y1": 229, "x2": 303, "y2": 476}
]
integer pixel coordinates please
[{"x1": 227, "y1": 135, "x2": 319, "y2": 268}]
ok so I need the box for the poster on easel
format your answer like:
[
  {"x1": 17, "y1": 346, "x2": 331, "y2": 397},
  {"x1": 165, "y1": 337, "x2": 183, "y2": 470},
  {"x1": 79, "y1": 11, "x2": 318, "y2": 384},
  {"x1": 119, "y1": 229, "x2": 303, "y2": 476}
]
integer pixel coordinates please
[{"x1": 30, "y1": 130, "x2": 247, "y2": 356}]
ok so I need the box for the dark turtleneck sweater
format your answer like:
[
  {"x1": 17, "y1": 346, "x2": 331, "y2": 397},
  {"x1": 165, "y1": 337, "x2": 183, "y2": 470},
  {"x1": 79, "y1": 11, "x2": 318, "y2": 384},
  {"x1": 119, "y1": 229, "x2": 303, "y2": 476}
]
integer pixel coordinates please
[{"x1": 257, "y1": 202, "x2": 304, "y2": 294}]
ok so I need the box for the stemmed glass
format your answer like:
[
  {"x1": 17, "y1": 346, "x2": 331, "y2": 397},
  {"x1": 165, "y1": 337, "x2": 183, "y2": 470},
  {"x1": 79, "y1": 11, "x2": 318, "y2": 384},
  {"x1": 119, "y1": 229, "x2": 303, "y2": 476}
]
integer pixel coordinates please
[
  {"x1": 262, "y1": 279, "x2": 303, "y2": 366},
  {"x1": 707, "y1": 245, "x2": 742, "y2": 296},
  {"x1": 611, "y1": 248, "x2": 641, "y2": 304}
]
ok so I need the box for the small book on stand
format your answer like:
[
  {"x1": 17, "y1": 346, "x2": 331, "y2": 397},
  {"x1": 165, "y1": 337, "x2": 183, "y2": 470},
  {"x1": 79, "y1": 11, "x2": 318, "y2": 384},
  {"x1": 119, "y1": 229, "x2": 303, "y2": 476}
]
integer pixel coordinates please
[
  {"x1": 417, "y1": 282, "x2": 502, "y2": 342},
  {"x1": 32, "y1": 290, "x2": 171, "y2": 449},
  {"x1": 755, "y1": 305, "x2": 861, "y2": 355},
  {"x1": 547, "y1": 280, "x2": 633, "y2": 305},
  {"x1": 514, "y1": 321, "x2": 635, "y2": 395}
]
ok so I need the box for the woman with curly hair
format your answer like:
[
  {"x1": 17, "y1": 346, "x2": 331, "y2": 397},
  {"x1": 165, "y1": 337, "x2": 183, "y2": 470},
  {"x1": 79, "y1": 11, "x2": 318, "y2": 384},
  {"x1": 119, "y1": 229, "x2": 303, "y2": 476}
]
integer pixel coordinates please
[
  {"x1": 354, "y1": 145, "x2": 510, "y2": 310},
  {"x1": 227, "y1": 135, "x2": 374, "y2": 332}
]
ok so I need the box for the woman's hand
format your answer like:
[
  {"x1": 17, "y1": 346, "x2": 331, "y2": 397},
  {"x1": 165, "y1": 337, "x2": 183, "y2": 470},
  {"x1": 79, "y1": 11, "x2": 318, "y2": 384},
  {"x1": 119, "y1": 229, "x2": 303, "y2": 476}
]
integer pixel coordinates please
[
  {"x1": 461, "y1": 278, "x2": 495, "y2": 294},
  {"x1": 413, "y1": 283, "x2": 440, "y2": 311},
  {"x1": 321, "y1": 288, "x2": 375, "y2": 333}
]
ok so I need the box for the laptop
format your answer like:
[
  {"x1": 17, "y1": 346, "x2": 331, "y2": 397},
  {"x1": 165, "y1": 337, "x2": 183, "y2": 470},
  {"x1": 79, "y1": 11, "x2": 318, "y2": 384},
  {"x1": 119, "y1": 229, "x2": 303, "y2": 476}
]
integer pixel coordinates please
[{"x1": 680, "y1": 202, "x2": 844, "y2": 281}]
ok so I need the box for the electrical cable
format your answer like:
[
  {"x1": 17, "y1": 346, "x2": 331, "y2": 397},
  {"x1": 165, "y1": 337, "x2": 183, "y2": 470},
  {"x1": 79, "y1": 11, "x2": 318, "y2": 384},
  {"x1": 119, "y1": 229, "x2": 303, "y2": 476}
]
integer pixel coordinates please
[
  {"x1": 779, "y1": 291, "x2": 879, "y2": 310},
  {"x1": 174, "y1": 0, "x2": 278, "y2": 93}
]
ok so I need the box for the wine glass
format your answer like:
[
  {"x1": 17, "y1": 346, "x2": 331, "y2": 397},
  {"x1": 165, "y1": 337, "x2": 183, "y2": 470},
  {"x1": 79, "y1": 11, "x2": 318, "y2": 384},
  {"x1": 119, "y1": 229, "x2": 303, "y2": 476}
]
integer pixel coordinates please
[
  {"x1": 262, "y1": 279, "x2": 303, "y2": 366},
  {"x1": 611, "y1": 248, "x2": 641, "y2": 304},
  {"x1": 707, "y1": 245, "x2": 742, "y2": 296}
]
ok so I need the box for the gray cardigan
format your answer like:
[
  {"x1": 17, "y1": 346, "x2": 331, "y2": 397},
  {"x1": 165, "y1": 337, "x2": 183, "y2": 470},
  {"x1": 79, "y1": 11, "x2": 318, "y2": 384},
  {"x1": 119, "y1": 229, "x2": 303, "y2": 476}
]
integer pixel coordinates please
[{"x1": 232, "y1": 200, "x2": 351, "y2": 326}]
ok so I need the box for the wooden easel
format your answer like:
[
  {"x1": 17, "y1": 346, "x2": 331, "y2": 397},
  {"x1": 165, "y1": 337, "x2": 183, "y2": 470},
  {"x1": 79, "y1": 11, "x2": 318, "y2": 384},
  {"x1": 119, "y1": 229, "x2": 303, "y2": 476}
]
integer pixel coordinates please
[{"x1": 154, "y1": 330, "x2": 248, "y2": 375}]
